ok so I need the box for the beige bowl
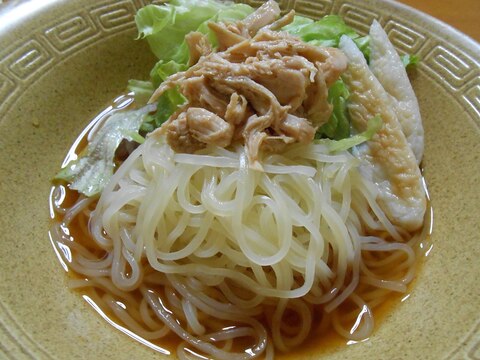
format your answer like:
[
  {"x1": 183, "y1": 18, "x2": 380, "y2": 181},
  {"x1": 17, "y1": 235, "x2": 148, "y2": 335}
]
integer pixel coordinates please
[{"x1": 0, "y1": 0, "x2": 479, "y2": 359}]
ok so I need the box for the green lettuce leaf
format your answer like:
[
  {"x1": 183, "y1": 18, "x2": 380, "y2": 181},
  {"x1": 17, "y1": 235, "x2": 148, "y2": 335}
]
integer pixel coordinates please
[
  {"x1": 196, "y1": 4, "x2": 255, "y2": 48},
  {"x1": 140, "y1": 89, "x2": 186, "y2": 133},
  {"x1": 135, "y1": 0, "x2": 253, "y2": 63},
  {"x1": 281, "y1": 15, "x2": 314, "y2": 34},
  {"x1": 150, "y1": 59, "x2": 188, "y2": 88},
  {"x1": 284, "y1": 15, "x2": 357, "y2": 46},
  {"x1": 401, "y1": 54, "x2": 420, "y2": 68},
  {"x1": 54, "y1": 105, "x2": 155, "y2": 196},
  {"x1": 283, "y1": 15, "x2": 370, "y2": 59},
  {"x1": 127, "y1": 79, "x2": 155, "y2": 104},
  {"x1": 316, "y1": 80, "x2": 350, "y2": 140},
  {"x1": 320, "y1": 115, "x2": 382, "y2": 152},
  {"x1": 135, "y1": 1, "x2": 210, "y2": 62},
  {"x1": 128, "y1": 60, "x2": 187, "y2": 114},
  {"x1": 141, "y1": 59, "x2": 187, "y2": 132}
]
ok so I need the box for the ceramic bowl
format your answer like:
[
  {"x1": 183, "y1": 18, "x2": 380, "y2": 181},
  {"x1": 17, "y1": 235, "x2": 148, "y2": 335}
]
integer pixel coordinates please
[{"x1": 0, "y1": 0, "x2": 479, "y2": 359}]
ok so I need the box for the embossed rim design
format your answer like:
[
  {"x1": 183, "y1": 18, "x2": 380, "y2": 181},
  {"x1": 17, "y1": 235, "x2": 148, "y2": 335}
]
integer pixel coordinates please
[
  {"x1": 0, "y1": 0, "x2": 478, "y2": 125},
  {"x1": 0, "y1": 0, "x2": 156, "y2": 120},
  {"x1": 0, "y1": 0, "x2": 479, "y2": 359}
]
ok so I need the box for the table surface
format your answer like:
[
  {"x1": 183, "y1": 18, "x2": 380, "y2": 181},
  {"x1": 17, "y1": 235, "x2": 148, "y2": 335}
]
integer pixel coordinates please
[{"x1": 395, "y1": 0, "x2": 480, "y2": 42}]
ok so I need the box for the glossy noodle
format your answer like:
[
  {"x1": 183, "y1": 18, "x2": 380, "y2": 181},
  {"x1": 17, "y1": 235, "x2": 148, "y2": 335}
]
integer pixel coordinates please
[{"x1": 50, "y1": 125, "x2": 428, "y2": 359}]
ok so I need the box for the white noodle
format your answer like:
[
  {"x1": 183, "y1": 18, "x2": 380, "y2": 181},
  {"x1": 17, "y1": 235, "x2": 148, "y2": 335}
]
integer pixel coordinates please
[{"x1": 50, "y1": 134, "x2": 423, "y2": 360}]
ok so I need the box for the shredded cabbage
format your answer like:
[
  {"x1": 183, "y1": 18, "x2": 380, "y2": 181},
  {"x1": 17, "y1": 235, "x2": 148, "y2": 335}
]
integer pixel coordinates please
[
  {"x1": 316, "y1": 80, "x2": 350, "y2": 140},
  {"x1": 282, "y1": 14, "x2": 369, "y2": 57},
  {"x1": 54, "y1": 105, "x2": 155, "y2": 196},
  {"x1": 127, "y1": 79, "x2": 155, "y2": 105},
  {"x1": 319, "y1": 115, "x2": 383, "y2": 152},
  {"x1": 135, "y1": 0, "x2": 253, "y2": 63},
  {"x1": 401, "y1": 54, "x2": 420, "y2": 68}
]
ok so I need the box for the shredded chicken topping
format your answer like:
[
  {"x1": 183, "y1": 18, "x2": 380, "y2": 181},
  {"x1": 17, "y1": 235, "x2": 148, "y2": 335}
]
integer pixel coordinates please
[{"x1": 149, "y1": 0, "x2": 347, "y2": 169}]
